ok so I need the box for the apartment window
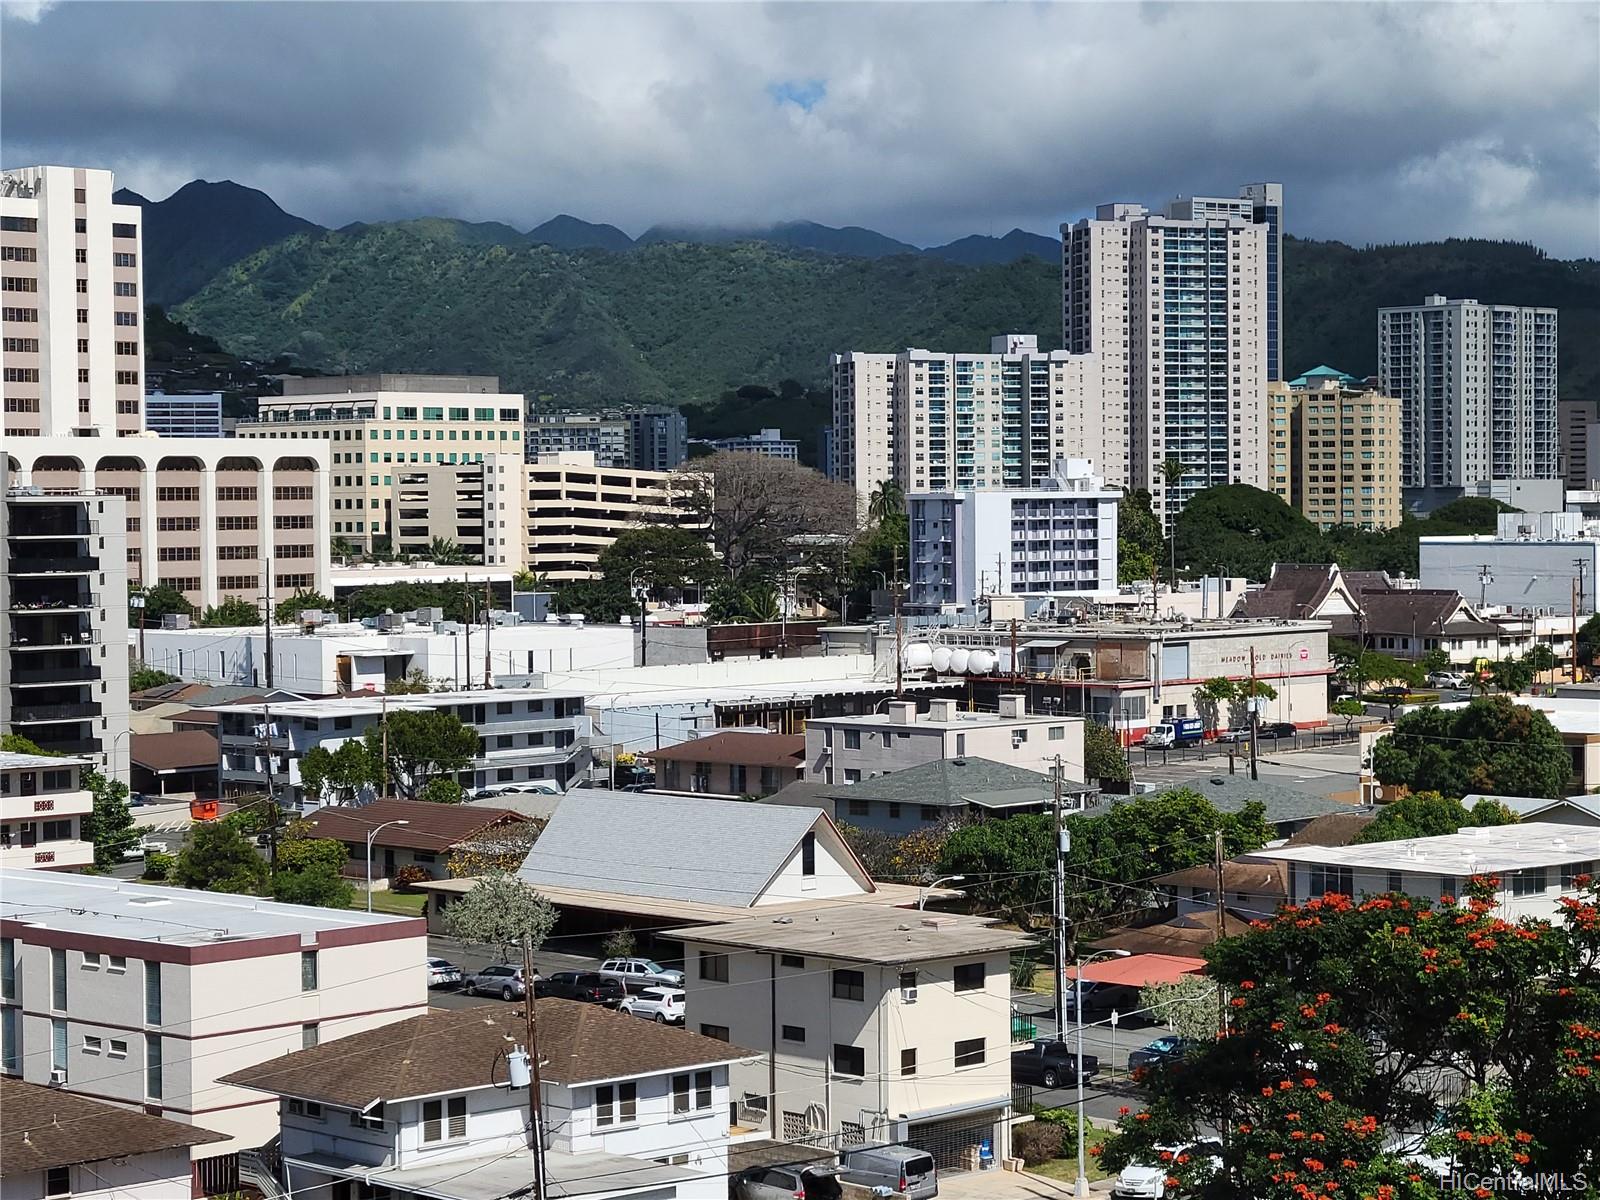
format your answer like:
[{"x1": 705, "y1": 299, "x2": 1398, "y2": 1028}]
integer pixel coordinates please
[
  {"x1": 423, "y1": 1095, "x2": 468, "y2": 1142},
  {"x1": 595, "y1": 1081, "x2": 637, "y2": 1126},
  {"x1": 701, "y1": 1023, "x2": 730, "y2": 1042},
  {"x1": 843, "y1": 730, "x2": 861, "y2": 750},
  {"x1": 781, "y1": 1025, "x2": 806, "y2": 1043},
  {"x1": 115, "y1": 311, "x2": 138, "y2": 326},
  {"x1": 1386, "y1": 871, "x2": 1403, "y2": 894},
  {"x1": 954, "y1": 962, "x2": 986, "y2": 992},
  {"x1": 112, "y1": 222, "x2": 138, "y2": 238},
  {"x1": 145, "y1": 961, "x2": 161, "y2": 1024},
  {"x1": 353, "y1": 1101, "x2": 386, "y2": 1131},
  {"x1": 847, "y1": 798, "x2": 869, "y2": 817},
  {"x1": 800, "y1": 832, "x2": 816, "y2": 877},
  {"x1": 672, "y1": 1069, "x2": 714, "y2": 1114},
  {"x1": 698, "y1": 951, "x2": 728, "y2": 983},
  {"x1": 1, "y1": 938, "x2": 14, "y2": 1001},
  {"x1": 145, "y1": 1034, "x2": 163, "y2": 1098},
  {"x1": 51, "y1": 948, "x2": 66, "y2": 1010},
  {"x1": 1512, "y1": 869, "x2": 1548, "y2": 897},
  {"x1": 1308, "y1": 865, "x2": 1354, "y2": 896},
  {"x1": 1049, "y1": 726, "x2": 1066, "y2": 741},
  {"x1": 52, "y1": 1019, "x2": 67, "y2": 1076},
  {"x1": 1, "y1": 1007, "x2": 18, "y2": 1074},
  {"x1": 301, "y1": 950, "x2": 319, "y2": 991},
  {"x1": 302, "y1": 1023, "x2": 320, "y2": 1049},
  {"x1": 108, "y1": 1039, "x2": 127, "y2": 1060},
  {"x1": 901, "y1": 1048, "x2": 917, "y2": 1077},
  {"x1": 84, "y1": 1034, "x2": 103, "y2": 1056},
  {"x1": 46, "y1": 1166, "x2": 71, "y2": 1197},
  {"x1": 920, "y1": 806, "x2": 939, "y2": 821},
  {"x1": 114, "y1": 281, "x2": 138, "y2": 297},
  {"x1": 1561, "y1": 861, "x2": 1595, "y2": 888},
  {"x1": 833, "y1": 1045, "x2": 865, "y2": 1077},
  {"x1": 954, "y1": 1037, "x2": 986, "y2": 1068},
  {"x1": 780, "y1": 954, "x2": 804, "y2": 969},
  {"x1": 832, "y1": 969, "x2": 864, "y2": 1001},
  {"x1": 83, "y1": 952, "x2": 101, "y2": 971}
]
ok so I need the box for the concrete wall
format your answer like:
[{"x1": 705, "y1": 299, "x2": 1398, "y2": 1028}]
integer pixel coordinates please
[{"x1": 3, "y1": 1145, "x2": 195, "y2": 1200}]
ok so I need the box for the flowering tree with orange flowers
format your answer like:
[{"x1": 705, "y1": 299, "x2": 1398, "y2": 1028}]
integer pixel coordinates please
[{"x1": 1097, "y1": 874, "x2": 1600, "y2": 1198}]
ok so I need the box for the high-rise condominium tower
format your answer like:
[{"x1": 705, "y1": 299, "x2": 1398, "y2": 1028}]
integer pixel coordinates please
[{"x1": 1378, "y1": 294, "x2": 1558, "y2": 489}]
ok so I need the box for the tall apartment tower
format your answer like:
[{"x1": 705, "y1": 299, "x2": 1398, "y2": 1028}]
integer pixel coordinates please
[
  {"x1": 1267, "y1": 366, "x2": 1404, "y2": 531},
  {"x1": 1377, "y1": 294, "x2": 1559, "y2": 489},
  {"x1": 1063, "y1": 199, "x2": 1269, "y2": 527},
  {"x1": 830, "y1": 352, "x2": 899, "y2": 501},
  {"x1": 1, "y1": 165, "x2": 145, "y2": 436}
]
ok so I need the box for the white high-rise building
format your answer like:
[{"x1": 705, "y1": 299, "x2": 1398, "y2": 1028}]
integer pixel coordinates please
[
  {"x1": 1062, "y1": 199, "x2": 1269, "y2": 527},
  {"x1": 830, "y1": 351, "x2": 899, "y2": 500},
  {"x1": 1, "y1": 166, "x2": 144, "y2": 437},
  {"x1": 1377, "y1": 294, "x2": 1559, "y2": 489}
]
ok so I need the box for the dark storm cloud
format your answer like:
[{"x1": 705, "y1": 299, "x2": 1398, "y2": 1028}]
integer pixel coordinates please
[{"x1": 3, "y1": 1, "x2": 1595, "y2": 256}]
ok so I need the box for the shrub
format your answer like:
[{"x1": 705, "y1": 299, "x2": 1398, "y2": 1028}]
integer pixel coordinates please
[
  {"x1": 390, "y1": 864, "x2": 431, "y2": 893},
  {"x1": 142, "y1": 851, "x2": 176, "y2": 881},
  {"x1": 602, "y1": 927, "x2": 637, "y2": 959},
  {"x1": 1012, "y1": 1120, "x2": 1064, "y2": 1165}
]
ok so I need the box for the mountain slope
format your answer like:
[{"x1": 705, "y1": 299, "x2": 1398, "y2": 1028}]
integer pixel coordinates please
[
  {"x1": 115, "y1": 180, "x2": 322, "y2": 306},
  {"x1": 636, "y1": 219, "x2": 920, "y2": 258},
  {"x1": 528, "y1": 214, "x2": 636, "y2": 252},
  {"x1": 924, "y1": 228, "x2": 1060, "y2": 265}
]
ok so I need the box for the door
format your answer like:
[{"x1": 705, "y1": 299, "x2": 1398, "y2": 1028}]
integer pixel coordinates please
[{"x1": 383, "y1": 848, "x2": 396, "y2": 877}]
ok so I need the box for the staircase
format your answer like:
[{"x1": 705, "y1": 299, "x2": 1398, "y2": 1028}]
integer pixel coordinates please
[{"x1": 238, "y1": 1137, "x2": 286, "y2": 1200}]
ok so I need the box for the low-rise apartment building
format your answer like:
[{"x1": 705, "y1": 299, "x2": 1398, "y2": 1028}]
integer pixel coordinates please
[
  {"x1": 678, "y1": 907, "x2": 1033, "y2": 1166},
  {"x1": 237, "y1": 373, "x2": 523, "y2": 553},
  {"x1": 1267, "y1": 367, "x2": 1404, "y2": 530},
  {"x1": 703, "y1": 427, "x2": 800, "y2": 460},
  {"x1": 0, "y1": 751, "x2": 95, "y2": 871},
  {"x1": 0, "y1": 871, "x2": 427, "y2": 1190},
  {"x1": 212, "y1": 687, "x2": 591, "y2": 808},
  {"x1": 223, "y1": 1003, "x2": 742, "y2": 1200},
  {"x1": 805, "y1": 696, "x2": 1086, "y2": 784},
  {"x1": 643, "y1": 731, "x2": 805, "y2": 797}
]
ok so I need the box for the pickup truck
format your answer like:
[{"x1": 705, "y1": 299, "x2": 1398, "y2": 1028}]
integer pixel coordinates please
[{"x1": 1010, "y1": 1039, "x2": 1100, "y2": 1088}]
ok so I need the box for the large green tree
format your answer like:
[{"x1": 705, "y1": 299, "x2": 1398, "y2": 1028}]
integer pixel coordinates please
[
  {"x1": 1083, "y1": 722, "x2": 1131, "y2": 784},
  {"x1": 1354, "y1": 790, "x2": 1519, "y2": 844},
  {"x1": 201, "y1": 596, "x2": 262, "y2": 627},
  {"x1": 275, "y1": 588, "x2": 335, "y2": 624},
  {"x1": 1372, "y1": 695, "x2": 1572, "y2": 799},
  {"x1": 173, "y1": 818, "x2": 269, "y2": 894},
  {"x1": 1117, "y1": 490, "x2": 1164, "y2": 587},
  {"x1": 270, "y1": 836, "x2": 355, "y2": 909},
  {"x1": 1171, "y1": 485, "x2": 1324, "y2": 581},
  {"x1": 299, "y1": 740, "x2": 379, "y2": 807},
  {"x1": 79, "y1": 767, "x2": 140, "y2": 869},
  {"x1": 132, "y1": 581, "x2": 195, "y2": 623},
  {"x1": 596, "y1": 526, "x2": 720, "y2": 598},
  {"x1": 362, "y1": 709, "x2": 478, "y2": 799},
  {"x1": 442, "y1": 872, "x2": 557, "y2": 963}
]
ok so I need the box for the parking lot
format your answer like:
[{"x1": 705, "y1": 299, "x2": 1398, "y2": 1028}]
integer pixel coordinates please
[{"x1": 1129, "y1": 736, "x2": 1362, "y2": 797}]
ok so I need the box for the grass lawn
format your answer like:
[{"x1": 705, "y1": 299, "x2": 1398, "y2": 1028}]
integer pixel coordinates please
[
  {"x1": 1024, "y1": 1126, "x2": 1116, "y2": 1183},
  {"x1": 349, "y1": 890, "x2": 427, "y2": 916}
]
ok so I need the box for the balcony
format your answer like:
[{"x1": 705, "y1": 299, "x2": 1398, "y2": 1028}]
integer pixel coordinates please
[
  {"x1": 9, "y1": 664, "x2": 101, "y2": 685},
  {"x1": 23, "y1": 737, "x2": 101, "y2": 755},
  {"x1": 10, "y1": 701, "x2": 101, "y2": 724},
  {"x1": 5, "y1": 518, "x2": 97, "y2": 539},
  {"x1": 8, "y1": 630, "x2": 100, "y2": 650},
  {"x1": 8, "y1": 593, "x2": 97, "y2": 612},
  {"x1": 7, "y1": 555, "x2": 99, "y2": 575}
]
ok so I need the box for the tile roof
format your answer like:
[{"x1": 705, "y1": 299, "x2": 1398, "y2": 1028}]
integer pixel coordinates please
[
  {"x1": 129, "y1": 729, "x2": 219, "y2": 772},
  {"x1": 1, "y1": 1076, "x2": 226, "y2": 1173},
  {"x1": 307, "y1": 798, "x2": 528, "y2": 852},
  {"x1": 644, "y1": 731, "x2": 806, "y2": 768},
  {"x1": 221, "y1": 1001, "x2": 748, "y2": 1107}
]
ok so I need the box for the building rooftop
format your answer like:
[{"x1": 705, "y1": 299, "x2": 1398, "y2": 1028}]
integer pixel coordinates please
[
  {"x1": 1464, "y1": 794, "x2": 1600, "y2": 822},
  {"x1": 129, "y1": 730, "x2": 219, "y2": 773},
  {"x1": 1138, "y1": 772, "x2": 1355, "y2": 826},
  {"x1": 792, "y1": 756, "x2": 1096, "y2": 811},
  {"x1": 306, "y1": 798, "x2": 529, "y2": 852},
  {"x1": 1436, "y1": 696, "x2": 1600, "y2": 737},
  {"x1": 209, "y1": 686, "x2": 585, "y2": 720},
  {"x1": 1253, "y1": 822, "x2": 1600, "y2": 874},
  {"x1": 644, "y1": 731, "x2": 806, "y2": 768},
  {"x1": 288, "y1": 1145, "x2": 702, "y2": 1200},
  {"x1": 0, "y1": 750, "x2": 89, "y2": 771},
  {"x1": 808, "y1": 705, "x2": 1067, "y2": 731},
  {"x1": 1, "y1": 1077, "x2": 226, "y2": 1174},
  {"x1": 0, "y1": 870, "x2": 419, "y2": 948},
  {"x1": 675, "y1": 906, "x2": 1035, "y2": 964}
]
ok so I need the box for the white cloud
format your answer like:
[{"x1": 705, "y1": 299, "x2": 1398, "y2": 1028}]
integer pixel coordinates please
[{"x1": 1, "y1": 0, "x2": 56, "y2": 23}]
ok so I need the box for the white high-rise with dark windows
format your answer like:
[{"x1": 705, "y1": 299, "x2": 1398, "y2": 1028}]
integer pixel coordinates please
[{"x1": 1378, "y1": 294, "x2": 1559, "y2": 490}]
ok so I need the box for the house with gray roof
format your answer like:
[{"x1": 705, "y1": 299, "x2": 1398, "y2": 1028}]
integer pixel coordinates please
[{"x1": 1135, "y1": 770, "x2": 1357, "y2": 836}]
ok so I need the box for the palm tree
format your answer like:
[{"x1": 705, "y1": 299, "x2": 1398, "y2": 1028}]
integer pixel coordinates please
[
  {"x1": 428, "y1": 537, "x2": 465, "y2": 565},
  {"x1": 868, "y1": 479, "x2": 905, "y2": 524},
  {"x1": 1159, "y1": 458, "x2": 1188, "y2": 584}
]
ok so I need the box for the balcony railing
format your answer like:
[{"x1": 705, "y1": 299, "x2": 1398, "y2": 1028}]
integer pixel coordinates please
[
  {"x1": 8, "y1": 594, "x2": 98, "y2": 612},
  {"x1": 7, "y1": 556, "x2": 99, "y2": 574},
  {"x1": 10, "y1": 702, "x2": 101, "y2": 723},
  {"x1": 9, "y1": 665, "x2": 101, "y2": 684}
]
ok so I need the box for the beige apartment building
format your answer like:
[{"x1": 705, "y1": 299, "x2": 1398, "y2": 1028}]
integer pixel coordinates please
[
  {"x1": 1, "y1": 166, "x2": 144, "y2": 439},
  {"x1": 482, "y1": 451, "x2": 700, "y2": 582},
  {"x1": 237, "y1": 374, "x2": 523, "y2": 553},
  {"x1": 830, "y1": 352, "x2": 899, "y2": 502},
  {"x1": 1268, "y1": 367, "x2": 1404, "y2": 530}
]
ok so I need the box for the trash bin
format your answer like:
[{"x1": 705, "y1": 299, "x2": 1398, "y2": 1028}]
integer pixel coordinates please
[{"x1": 978, "y1": 1139, "x2": 994, "y2": 1171}]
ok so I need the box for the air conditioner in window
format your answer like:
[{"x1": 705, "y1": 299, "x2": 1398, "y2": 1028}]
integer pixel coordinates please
[
  {"x1": 48, "y1": 1068, "x2": 66, "y2": 1086},
  {"x1": 901, "y1": 986, "x2": 918, "y2": 1003}
]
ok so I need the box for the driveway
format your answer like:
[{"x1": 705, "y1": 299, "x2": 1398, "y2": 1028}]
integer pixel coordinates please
[{"x1": 936, "y1": 1166, "x2": 1115, "y2": 1199}]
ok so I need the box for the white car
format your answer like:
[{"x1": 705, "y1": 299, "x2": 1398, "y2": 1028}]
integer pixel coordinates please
[
  {"x1": 425, "y1": 957, "x2": 463, "y2": 989},
  {"x1": 1426, "y1": 671, "x2": 1468, "y2": 689},
  {"x1": 618, "y1": 986, "x2": 686, "y2": 1025},
  {"x1": 1113, "y1": 1140, "x2": 1222, "y2": 1199}
]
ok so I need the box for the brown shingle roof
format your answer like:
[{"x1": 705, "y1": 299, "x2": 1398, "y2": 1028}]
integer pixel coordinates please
[
  {"x1": 306, "y1": 798, "x2": 528, "y2": 853},
  {"x1": 1155, "y1": 859, "x2": 1288, "y2": 896},
  {"x1": 1332, "y1": 588, "x2": 1464, "y2": 639},
  {"x1": 1231, "y1": 564, "x2": 1341, "y2": 619},
  {"x1": 129, "y1": 729, "x2": 219, "y2": 772},
  {"x1": 643, "y1": 732, "x2": 806, "y2": 768},
  {"x1": 220, "y1": 1001, "x2": 749, "y2": 1108},
  {"x1": 1284, "y1": 811, "x2": 1378, "y2": 847},
  {"x1": 1, "y1": 1077, "x2": 225, "y2": 1173},
  {"x1": 1091, "y1": 911, "x2": 1253, "y2": 956}
]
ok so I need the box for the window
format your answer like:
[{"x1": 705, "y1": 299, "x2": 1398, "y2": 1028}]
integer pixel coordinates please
[
  {"x1": 672, "y1": 1069, "x2": 713, "y2": 1115},
  {"x1": 832, "y1": 969, "x2": 864, "y2": 1001},
  {"x1": 423, "y1": 1095, "x2": 468, "y2": 1142},
  {"x1": 301, "y1": 950, "x2": 319, "y2": 991},
  {"x1": 698, "y1": 951, "x2": 728, "y2": 982},
  {"x1": 1049, "y1": 726, "x2": 1066, "y2": 741},
  {"x1": 1561, "y1": 861, "x2": 1594, "y2": 888},
  {"x1": 844, "y1": 769, "x2": 862, "y2": 784},
  {"x1": 146, "y1": 1034, "x2": 162, "y2": 1098},
  {"x1": 84, "y1": 1035, "x2": 103, "y2": 1055},
  {"x1": 1308, "y1": 865, "x2": 1353, "y2": 897},
  {"x1": 0, "y1": 939, "x2": 13, "y2": 1000},
  {"x1": 1386, "y1": 870, "x2": 1403, "y2": 894},
  {"x1": 46, "y1": 1166, "x2": 71, "y2": 1197},
  {"x1": 781, "y1": 1025, "x2": 806, "y2": 1043},
  {"x1": 920, "y1": 805, "x2": 939, "y2": 821},
  {"x1": 145, "y1": 961, "x2": 161, "y2": 1025},
  {"x1": 954, "y1": 962, "x2": 986, "y2": 992},
  {"x1": 108, "y1": 1040, "x2": 127, "y2": 1060},
  {"x1": 701, "y1": 1024, "x2": 730, "y2": 1042},
  {"x1": 898, "y1": 970, "x2": 917, "y2": 996},
  {"x1": 833, "y1": 1045, "x2": 865, "y2": 1077},
  {"x1": 901, "y1": 1048, "x2": 917, "y2": 1076},
  {"x1": 1512, "y1": 869, "x2": 1547, "y2": 897},
  {"x1": 2, "y1": 1008, "x2": 18, "y2": 1073},
  {"x1": 595, "y1": 1081, "x2": 638, "y2": 1126},
  {"x1": 800, "y1": 832, "x2": 816, "y2": 877},
  {"x1": 302, "y1": 1023, "x2": 320, "y2": 1049},
  {"x1": 847, "y1": 798, "x2": 869, "y2": 817},
  {"x1": 354, "y1": 1101, "x2": 386, "y2": 1131},
  {"x1": 843, "y1": 730, "x2": 861, "y2": 750},
  {"x1": 83, "y1": 952, "x2": 101, "y2": 971},
  {"x1": 779, "y1": 954, "x2": 805, "y2": 969},
  {"x1": 954, "y1": 1037, "x2": 986, "y2": 1067},
  {"x1": 51, "y1": 948, "x2": 66, "y2": 1010},
  {"x1": 52, "y1": 1019, "x2": 68, "y2": 1075}
]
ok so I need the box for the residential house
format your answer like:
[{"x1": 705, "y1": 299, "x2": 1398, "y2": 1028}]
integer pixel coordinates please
[
  {"x1": 1466, "y1": 794, "x2": 1600, "y2": 829},
  {"x1": 0, "y1": 1076, "x2": 225, "y2": 1200},
  {"x1": 221, "y1": 1002, "x2": 745, "y2": 1200},
  {"x1": 806, "y1": 697, "x2": 1086, "y2": 785},
  {"x1": 1250, "y1": 822, "x2": 1600, "y2": 919},
  {"x1": 1, "y1": 750, "x2": 95, "y2": 871},
  {"x1": 0, "y1": 870, "x2": 427, "y2": 1192},
  {"x1": 1135, "y1": 772, "x2": 1359, "y2": 838},
  {"x1": 128, "y1": 730, "x2": 219, "y2": 799},
  {"x1": 677, "y1": 906, "x2": 1033, "y2": 1167},
  {"x1": 304, "y1": 797, "x2": 531, "y2": 887},
  {"x1": 1154, "y1": 859, "x2": 1290, "y2": 924},
  {"x1": 643, "y1": 731, "x2": 805, "y2": 798}
]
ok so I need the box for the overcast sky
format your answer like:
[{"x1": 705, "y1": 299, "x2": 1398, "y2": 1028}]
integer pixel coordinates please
[{"x1": 4, "y1": 1, "x2": 1596, "y2": 256}]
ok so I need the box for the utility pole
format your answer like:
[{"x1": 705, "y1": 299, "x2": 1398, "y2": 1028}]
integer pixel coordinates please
[
  {"x1": 380, "y1": 688, "x2": 390, "y2": 800},
  {"x1": 522, "y1": 933, "x2": 548, "y2": 1200},
  {"x1": 1051, "y1": 754, "x2": 1068, "y2": 1042},
  {"x1": 483, "y1": 580, "x2": 493, "y2": 688},
  {"x1": 260, "y1": 694, "x2": 279, "y2": 867},
  {"x1": 1576, "y1": 558, "x2": 1589, "y2": 614},
  {"x1": 463, "y1": 575, "x2": 472, "y2": 691},
  {"x1": 1478, "y1": 563, "x2": 1493, "y2": 611},
  {"x1": 1214, "y1": 831, "x2": 1227, "y2": 1031},
  {"x1": 1574, "y1": 573, "x2": 1584, "y2": 684},
  {"x1": 1247, "y1": 646, "x2": 1259, "y2": 781},
  {"x1": 1009, "y1": 618, "x2": 1018, "y2": 680},
  {"x1": 893, "y1": 587, "x2": 903, "y2": 698}
]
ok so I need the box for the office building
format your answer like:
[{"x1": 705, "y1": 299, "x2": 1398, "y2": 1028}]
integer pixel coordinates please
[
  {"x1": 0, "y1": 870, "x2": 427, "y2": 1189},
  {"x1": 391, "y1": 461, "x2": 485, "y2": 560},
  {"x1": 482, "y1": 451, "x2": 701, "y2": 582},
  {"x1": 907, "y1": 457, "x2": 1119, "y2": 611},
  {"x1": 1560, "y1": 399, "x2": 1600, "y2": 489},
  {"x1": 1267, "y1": 366, "x2": 1404, "y2": 530},
  {"x1": 630, "y1": 406, "x2": 690, "y2": 471},
  {"x1": 2, "y1": 474, "x2": 132, "y2": 780},
  {"x1": 1063, "y1": 198, "x2": 1269, "y2": 526},
  {"x1": 0, "y1": 750, "x2": 96, "y2": 871},
  {"x1": 237, "y1": 373, "x2": 523, "y2": 552},
  {"x1": 1419, "y1": 511, "x2": 1600, "y2": 614},
  {"x1": 142, "y1": 389, "x2": 222, "y2": 437},
  {"x1": 525, "y1": 407, "x2": 689, "y2": 471},
  {"x1": 1378, "y1": 295, "x2": 1559, "y2": 490},
  {"x1": 0, "y1": 165, "x2": 144, "y2": 439},
  {"x1": 701, "y1": 427, "x2": 800, "y2": 461}
]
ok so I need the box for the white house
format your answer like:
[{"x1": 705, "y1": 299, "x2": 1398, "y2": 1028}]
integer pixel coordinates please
[
  {"x1": 1250, "y1": 822, "x2": 1600, "y2": 920},
  {"x1": 222, "y1": 1001, "x2": 744, "y2": 1200},
  {"x1": 805, "y1": 696, "x2": 1085, "y2": 785},
  {"x1": 0, "y1": 1076, "x2": 226, "y2": 1200},
  {"x1": 0, "y1": 750, "x2": 95, "y2": 871},
  {"x1": 677, "y1": 907, "x2": 1034, "y2": 1169}
]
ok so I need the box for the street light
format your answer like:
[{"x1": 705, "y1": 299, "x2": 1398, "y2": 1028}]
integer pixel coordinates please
[
  {"x1": 1073, "y1": 948, "x2": 1130, "y2": 1198},
  {"x1": 917, "y1": 874, "x2": 965, "y2": 911},
  {"x1": 365, "y1": 819, "x2": 410, "y2": 913}
]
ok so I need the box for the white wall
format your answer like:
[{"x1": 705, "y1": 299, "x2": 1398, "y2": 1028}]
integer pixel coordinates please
[{"x1": 3, "y1": 1146, "x2": 195, "y2": 1200}]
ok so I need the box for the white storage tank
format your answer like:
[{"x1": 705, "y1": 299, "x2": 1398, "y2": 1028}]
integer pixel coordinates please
[
  {"x1": 902, "y1": 642, "x2": 934, "y2": 670},
  {"x1": 948, "y1": 647, "x2": 971, "y2": 674},
  {"x1": 967, "y1": 649, "x2": 997, "y2": 674},
  {"x1": 931, "y1": 646, "x2": 954, "y2": 673}
]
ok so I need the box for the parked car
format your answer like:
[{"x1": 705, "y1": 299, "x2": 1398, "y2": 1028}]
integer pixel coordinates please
[
  {"x1": 425, "y1": 957, "x2": 463, "y2": 989},
  {"x1": 1126, "y1": 1036, "x2": 1198, "y2": 1072},
  {"x1": 1010, "y1": 1039, "x2": 1100, "y2": 1088},
  {"x1": 472, "y1": 781, "x2": 562, "y2": 799},
  {"x1": 537, "y1": 971, "x2": 626, "y2": 1006},
  {"x1": 463, "y1": 963, "x2": 534, "y2": 1000},
  {"x1": 841, "y1": 1146, "x2": 939, "y2": 1200},
  {"x1": 618, "y1": 986, "x2": 685, "y2": 1024},
  {"x1": 600, "y1": 957, "x2": 685, "y2": 992},
  {"x1": 1426, "y1": 671, "x2": 1468, "y2": 689},
  {"x1": 1063, "y1": 980, "x2": 1143, "y2": 1020},
  {"x1": 1212, "y1": 728, "x2": 1251, "y2": 744},
  {"x1": 119, "y1": 836, "x2": 158, "y2": 860},
  {"x1": 1258, "y1": 721, "x2": 1297, "y2": 740},
  {"x1": 1113, "y1": 1139, "x2": 1223, "y2": 1198},
  {"x1": 128, "y1": 791, "x2": 149, "y2": 807},
  {"x1": 735, "y1": 1163, "x2": 843, "y2": 1200}
]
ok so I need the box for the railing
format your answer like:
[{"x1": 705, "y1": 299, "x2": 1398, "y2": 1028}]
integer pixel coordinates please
[
  {"x1": 6, "y1": 556, "x2": 99, "y2": 573},
  {"x1": 9, "y1": 665, "x2": 101, "y2": 684},
  {"x1": 1011, "y1": 1008, "x2": 1038, "y2": 1043},
  {"x1": 8, "y1": 594, "x2": 98, "y2": 611},
  {"x1": 10, "y1": 702, "x2": 100, "y2": 723},
  {"x1": 238, "y1": 1140, "x2": 286, "y2": 1200},
  {"x1": 8, "y1": 631, "x2": 100, "y2": 648}
]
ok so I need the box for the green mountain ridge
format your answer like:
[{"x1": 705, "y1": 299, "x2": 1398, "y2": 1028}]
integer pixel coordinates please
[{"x1": 172, "y1": 221, "x2": 1600, "y2": 408}]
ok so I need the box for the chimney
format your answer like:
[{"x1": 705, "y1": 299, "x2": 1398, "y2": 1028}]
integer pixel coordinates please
[
  {"x1": 887, "y1": 701, "x2": 917, "y2": 725},
  {"x1": 997, "y1": 695, "x2": 1026, "y2": 719},
  {"x1": 926, "y1": 699, "x2": 957, "y2": 722}
]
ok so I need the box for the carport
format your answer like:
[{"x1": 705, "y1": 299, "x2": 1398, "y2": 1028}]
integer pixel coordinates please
[{"x1": 1063, "y1": 951, "x2": 1208, "y2": 987}]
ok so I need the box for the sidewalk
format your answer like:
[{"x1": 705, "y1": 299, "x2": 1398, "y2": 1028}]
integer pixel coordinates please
[{"x1": 937, "y1": 1167, "x2": 1115, "y2": 1200}]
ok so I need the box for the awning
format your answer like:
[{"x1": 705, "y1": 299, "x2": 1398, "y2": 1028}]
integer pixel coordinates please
[{"x1": 1064, "y1": 952, "x2": 1206, "y2": 987}]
